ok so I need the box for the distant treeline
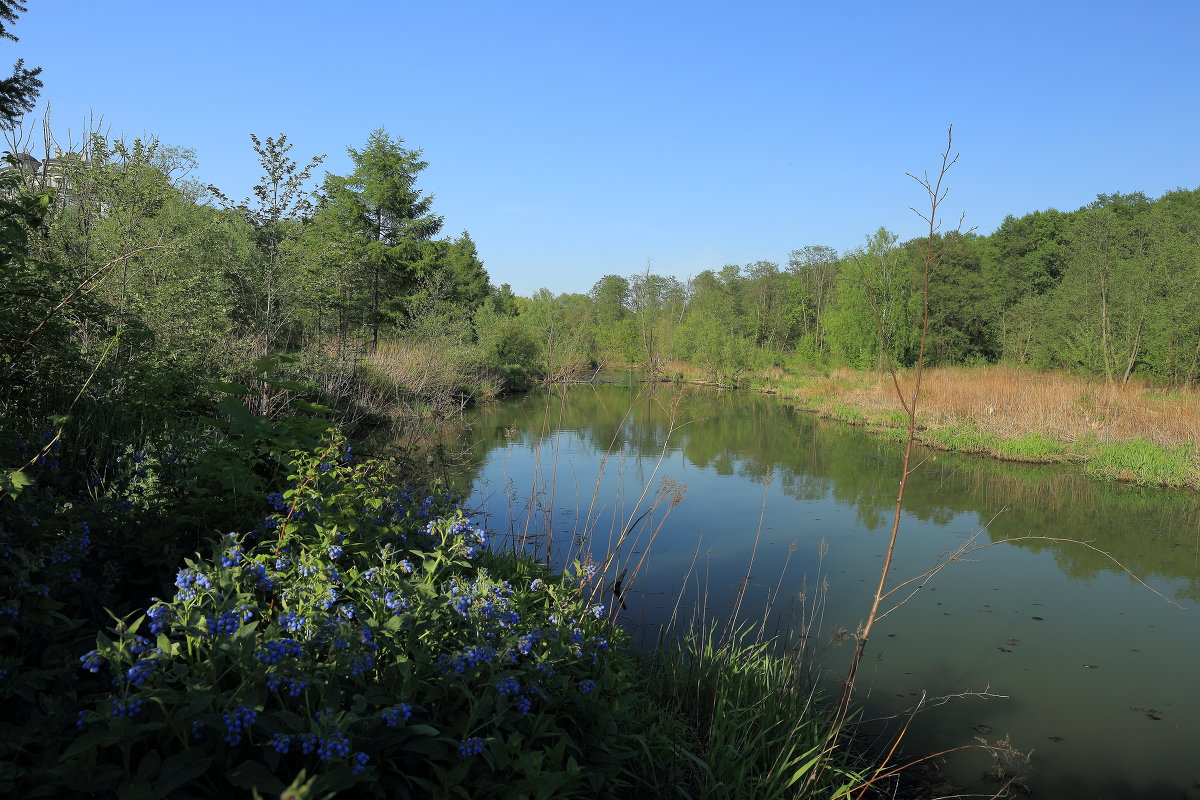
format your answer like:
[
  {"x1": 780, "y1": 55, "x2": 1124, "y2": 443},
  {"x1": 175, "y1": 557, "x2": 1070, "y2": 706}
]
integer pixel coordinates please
[{"x1": 499, "y1": 188, "x2": 1200, "y2": 387}]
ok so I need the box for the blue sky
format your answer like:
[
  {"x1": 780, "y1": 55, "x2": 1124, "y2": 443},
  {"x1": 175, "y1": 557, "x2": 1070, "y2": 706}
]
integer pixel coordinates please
[{"x1": 12, "y1": 1, "x2": 1199, "y2": 296}]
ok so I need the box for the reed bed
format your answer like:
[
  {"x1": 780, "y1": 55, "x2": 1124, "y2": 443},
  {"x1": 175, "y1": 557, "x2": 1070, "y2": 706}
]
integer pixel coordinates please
[
  {"x1": 776, "y1": 365, "x2": 1200, "y2": 448},
  {"x1": 793, "y1": 365, "x2": 1200, "y2": 487}
]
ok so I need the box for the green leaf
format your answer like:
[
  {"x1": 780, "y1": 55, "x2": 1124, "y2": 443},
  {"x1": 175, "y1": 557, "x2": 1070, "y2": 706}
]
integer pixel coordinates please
[
  {"x1": 251, "y1": 355, "x2": 280, "y2": 375},
  {"x1": 407, "y1": 724, "x2": 440, "y2": 738},
  {"x1": 293, "y1": 399, "x2": 334, "y2": 414},
  {"x1": 227, "y1": 760, "x2": 285, "y2": 795},
  {"x1": 153, "y1": 753, "x2": 211, "y2": 797},
  {"x1": 209, "y1": 381, "x2": 250, "y2": 395},
  {"x1": 4, "y1": 469, "x2": 32, "y2": 498}
]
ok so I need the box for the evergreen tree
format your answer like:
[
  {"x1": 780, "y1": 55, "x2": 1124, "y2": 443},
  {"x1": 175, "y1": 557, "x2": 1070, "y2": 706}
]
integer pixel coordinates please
[
  {"x1": 0, "y1": 1, "x2": 40, "y2": 126},
  {"x1": 320, "y1": 129, "x2": 443, "y2": 349}
]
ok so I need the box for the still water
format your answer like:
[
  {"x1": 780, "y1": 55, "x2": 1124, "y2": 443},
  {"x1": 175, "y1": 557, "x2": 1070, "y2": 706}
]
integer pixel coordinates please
[{"x1": 445, "y1": 382, "x2": 1200, "y2": 799}]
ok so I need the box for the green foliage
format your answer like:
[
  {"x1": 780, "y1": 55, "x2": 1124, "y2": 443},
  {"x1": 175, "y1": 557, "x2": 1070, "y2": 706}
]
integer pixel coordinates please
[
  {"x1": 320, "y1": 128, "x2": 444, "y2": 347},
  {"x1": 921, "y1": 425, "x2": 1001, "y2": 454},
  {"x1": 1085, "y1": 439, "x2": 1197, "y2": 487},
  {"x1": 649, "y1": 627, "x2": 866, "y2": 799},
  {"x1": 825, "y1": 403, "x2": 867, "y2": 426},
  {"x1": 0, "y1": 1, "x2": 42, "y2": 125},
  {"x1": 995, "y1": 432, "x2": 1066, "y2": 462}
]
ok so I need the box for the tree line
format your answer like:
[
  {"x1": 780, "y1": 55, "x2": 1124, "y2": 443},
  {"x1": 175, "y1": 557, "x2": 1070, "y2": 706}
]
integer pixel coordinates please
[
  {"x1": 496, "y1": 188, "x2": 1200, "y2": 387},
  {"x1": 1, "y1": 124, "x2": 520, "y2": 433},
  {"x1": 6, "y1": 114, "x2": 1199, "y2": 448}
]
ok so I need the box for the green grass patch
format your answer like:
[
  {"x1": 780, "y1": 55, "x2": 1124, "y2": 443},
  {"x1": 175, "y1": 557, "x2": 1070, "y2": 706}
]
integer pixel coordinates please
[
  {"x1": 826, "y1": 403, "x2": 867, "y2": 426},
  {"x1": 996, "y1": 432, "x2": 1067, "y2": 462},
  {"x1": 921, "y1": 425, "x2": 1001, "y2": 454},
  {"x1": 1086, "y1": 439, "x2": 1197, "y2": 487},
  {"x1": 876, "y1": 427, "x2": 908, "y2": 443},
  {"x1": 650, "y1": 628, "x2": 867, "y2": 799}
]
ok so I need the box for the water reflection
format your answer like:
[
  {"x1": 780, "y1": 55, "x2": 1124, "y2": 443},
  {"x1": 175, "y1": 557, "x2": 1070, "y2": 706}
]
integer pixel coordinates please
[{"x1": 444, "y1": 383, "x2": 1200, "y2": 799}]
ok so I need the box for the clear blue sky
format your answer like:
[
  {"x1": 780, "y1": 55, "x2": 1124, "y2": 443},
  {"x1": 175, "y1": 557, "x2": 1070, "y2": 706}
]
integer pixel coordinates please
[{"x1": 12, "y1": 1, "x2": 1199, "y2": 296}]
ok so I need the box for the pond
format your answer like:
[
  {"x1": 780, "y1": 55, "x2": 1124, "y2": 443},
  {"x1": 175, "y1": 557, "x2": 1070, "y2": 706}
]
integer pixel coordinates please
[{"x1": 442, "y1": 381, "x2": 1200, "y2": 799}]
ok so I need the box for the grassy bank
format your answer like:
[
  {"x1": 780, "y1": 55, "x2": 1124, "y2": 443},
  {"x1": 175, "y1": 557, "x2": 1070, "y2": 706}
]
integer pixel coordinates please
[{"x1": 661, "y1": 361, "x2": 1200, "y2": 490}]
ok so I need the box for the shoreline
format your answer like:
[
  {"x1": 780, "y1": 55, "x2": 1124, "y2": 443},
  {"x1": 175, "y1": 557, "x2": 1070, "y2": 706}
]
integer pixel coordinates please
[{"x1": 575, "y1": 363, "x2": 1200, "y2": 491}]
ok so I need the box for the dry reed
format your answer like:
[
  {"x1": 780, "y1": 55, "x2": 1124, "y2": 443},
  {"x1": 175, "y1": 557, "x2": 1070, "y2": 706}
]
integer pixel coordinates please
[{"x1": 801, "y1": 365, "x2": 1200, "y2": 450}]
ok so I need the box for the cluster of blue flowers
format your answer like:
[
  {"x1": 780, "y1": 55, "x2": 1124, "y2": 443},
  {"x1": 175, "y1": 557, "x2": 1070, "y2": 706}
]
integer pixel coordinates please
[
  {"x1": 256, "y1": 638, "x2": 304, "y2": 665},
  {"x1": 379, "y1": 702, "x2": 413, "y2": 727},
  {"x1": 111, "y1": 697, "x2": 144, "y2": 717},
  {"x1": 438, "y1": 644, "x2": 498, "y2": 675},
  {"x1": 277, "y1": 611, "x2": 308, "y2": 635},
  {"x1": 125, "y1": 655, "x2": 162, "y2": 687},
  {"x1": 206, "y1": 604, "x2": 255, "y2": 637},
  {"x1": 316, "y1": 731, "x2": 351, "y2": 760},
  {"x1": 146, "y1": 603, "x2": 173, "y2": 635},
  {"x1": 426, "y1": 516, "x2": 488, "y2": 559},
  {"x1": 222, "y1": 704, "x2": 258, "y2": 746},
  {"x1": 384, "y1": 590, "x2": 408, "y2": 613},
  {"x1": 220, "y1": 543, "x2": 244, "y2": 568},
  {"x1": 61, "y1": 440, "x2": 624, "y2": 796},
  {"x1": 265, "y1": 675, "x2": 309, "y2": 697},
  {"x1": 458, "y1": 737, "x2": 486, "y2": 758},
  {"x1": 173, "y1": 568, "x2": 212, "y2": 601},
  {"x1": 80, "y1": 649, "x2": 104, "y2": 673},
  {"x1": 446, "y1": 575, "x2": 520, "y2": 631}
]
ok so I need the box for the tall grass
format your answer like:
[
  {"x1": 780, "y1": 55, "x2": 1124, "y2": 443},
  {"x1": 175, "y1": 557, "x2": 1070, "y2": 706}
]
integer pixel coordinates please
[
  {"x1": 1086, "y1": 438, "x2": 1197, "y2": 486},
  {"x1": 801, "y1": 365, "x2": 1200, "y2": 450},
  {"x1": 648, "y1": 627, "x2": 865, "y2": 799}
]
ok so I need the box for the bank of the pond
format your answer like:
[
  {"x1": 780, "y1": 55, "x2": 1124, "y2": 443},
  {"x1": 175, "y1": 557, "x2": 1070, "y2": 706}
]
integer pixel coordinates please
[
  {"x1": 0, "y1": 412, "x2": 881, "y2": 799},
  {"x1": 649, "y1": 362, "x2": 1200, "y2": 490}
]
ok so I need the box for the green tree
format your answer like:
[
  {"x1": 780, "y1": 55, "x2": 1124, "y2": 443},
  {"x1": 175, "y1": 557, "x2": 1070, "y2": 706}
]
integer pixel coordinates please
[
  {"x1": 787, "y1": 244, "x2": 839, "y2": 358},
  {"x1": 320, "y1": 129, "x2": 443, "y2": 349},
  {"x1": 912, "y1": 232, "x2": 998, "y2": 364},
  {"x1": 0, "y1": 1, "x2": 41, "y2": 125},
  {"x1": 588, "y1": 274, "x2": 636, "y2": 363},
  {"x1": 210, "y1": 134, "x2": 325, "y2": 350},
  {"x1": 824, "y1": 228, "x2": 916, "y2": 369},
  {"x1": 409, "y1": 230, "x2": 490, "y2": 312}
]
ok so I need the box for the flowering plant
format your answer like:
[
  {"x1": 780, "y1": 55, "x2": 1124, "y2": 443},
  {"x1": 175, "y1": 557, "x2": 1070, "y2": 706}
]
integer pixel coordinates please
[{"x1": 66, "y1": 431, "x2": 642, "y2": 798}]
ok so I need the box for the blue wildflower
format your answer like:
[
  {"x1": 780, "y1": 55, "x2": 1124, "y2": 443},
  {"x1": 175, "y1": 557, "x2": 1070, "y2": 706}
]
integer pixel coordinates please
[
  {"x1": 380, "y1": 703, "x2": 412, "y2": 727},
  {"x1": 80, "y1": 649, "x2": 103, "y2": 673},
  {"x1": 458, "y1": 737, "x2": 486, "y2": 758}
]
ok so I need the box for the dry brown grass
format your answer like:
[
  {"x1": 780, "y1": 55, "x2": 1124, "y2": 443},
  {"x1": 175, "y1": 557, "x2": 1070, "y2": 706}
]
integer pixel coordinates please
[{"x1": 799, "y1": 365, "x2": 1200, "y2": 449}]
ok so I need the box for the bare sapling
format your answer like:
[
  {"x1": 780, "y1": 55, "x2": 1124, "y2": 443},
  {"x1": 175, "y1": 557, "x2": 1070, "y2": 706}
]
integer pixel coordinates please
[
  {"x1": 837, "y1": 125, "x2": 959, "y2": 719},
  {"x1": 800, "y1": 130, "x2": 965, "y2": 795}
]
